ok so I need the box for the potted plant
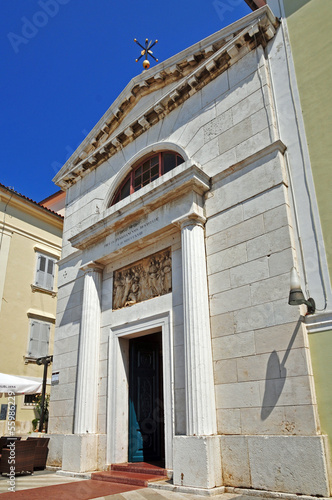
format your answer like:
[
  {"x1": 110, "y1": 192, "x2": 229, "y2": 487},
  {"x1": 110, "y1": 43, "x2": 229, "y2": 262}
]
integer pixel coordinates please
[
  {"x1": 32, "y1": 418, "x2": 39, "y2": 432},
  {"x1": 32, "y1": 394, "x2": 50, "y2": 432}
]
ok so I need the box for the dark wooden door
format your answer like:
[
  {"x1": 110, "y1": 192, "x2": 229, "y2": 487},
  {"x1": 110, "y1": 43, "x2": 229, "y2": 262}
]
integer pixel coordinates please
[{"x1": 128, "y1": 335, "x2": 164, "y2": 462}]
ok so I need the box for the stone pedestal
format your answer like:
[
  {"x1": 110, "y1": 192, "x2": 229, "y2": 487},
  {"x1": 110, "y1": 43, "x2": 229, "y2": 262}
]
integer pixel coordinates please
[
  {"x1": 74, "y1": 262, "x2": 103, "y2": 435},
  {"x1": 62, "y1": 434, "x2": 98, "y2": 473},
  {"x1": 173, "y1": 436, "x2": 222, "y2": 488}
]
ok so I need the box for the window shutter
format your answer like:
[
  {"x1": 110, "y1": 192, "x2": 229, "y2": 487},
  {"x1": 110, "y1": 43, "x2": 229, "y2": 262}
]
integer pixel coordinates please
[
  {"x1": 45, "y1": 258, "x2": 55, "y2": 290},
  {"x1": 28, "y1": 321, "x2": 41, "y2": 357},
  {"x1": 39, "y1": 323, "x2": 50, "y2": 357},
  {"x1": 35, "y1": 254, "x2": 56, "y2": 290},
  {"x1": 28, "y1": 321, "x2": 50, "y2": 358},
  {"x1": 35, "y1": 255, "x2": 46, "y2": 288}
]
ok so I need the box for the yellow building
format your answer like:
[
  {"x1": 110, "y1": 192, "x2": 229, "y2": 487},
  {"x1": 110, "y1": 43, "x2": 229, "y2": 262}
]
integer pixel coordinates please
[{"x1": 0, "y1": 184, "x2": 63, "y2": 434}]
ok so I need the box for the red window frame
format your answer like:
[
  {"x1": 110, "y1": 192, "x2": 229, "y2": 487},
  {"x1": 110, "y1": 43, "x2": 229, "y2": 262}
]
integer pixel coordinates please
[{"x1": 111, "y1": 151, "x2": 184, "y2": 206}]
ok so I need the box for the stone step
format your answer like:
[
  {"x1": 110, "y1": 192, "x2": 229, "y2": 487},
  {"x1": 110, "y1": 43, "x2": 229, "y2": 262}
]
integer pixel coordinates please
[
  {"x1": 111, "y1": 462, "x2": 168, "y2": 477},
  {"x1": 91, "y1": 469, "x2": 166, "y2": 487}
]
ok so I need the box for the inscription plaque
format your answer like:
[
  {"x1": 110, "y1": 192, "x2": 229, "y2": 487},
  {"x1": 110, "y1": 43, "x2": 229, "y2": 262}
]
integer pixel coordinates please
[{"x1": 113, "y1": 248, "x2": 172, "y2": 309}]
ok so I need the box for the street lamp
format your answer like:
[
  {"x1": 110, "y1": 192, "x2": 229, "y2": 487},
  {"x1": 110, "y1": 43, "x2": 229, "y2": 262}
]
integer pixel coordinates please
[
  {"x1": 288, "y1": 267, "x2": 315, "y2": 315},
  {"x1": 36, "y1": 355, "x2": 53, "y2": 432}
]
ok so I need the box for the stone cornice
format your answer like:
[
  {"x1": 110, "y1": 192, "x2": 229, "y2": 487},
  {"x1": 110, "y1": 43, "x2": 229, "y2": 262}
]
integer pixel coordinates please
[
  {"x1": 211, "y1": 140, "x2": 287, "y2": 184},
  {"x1": 80, "y1": 261, "x2": 104, "y2": 273},
  {"x1": 172, "y1": 212, "x2": 206, "y2": 229},
  {"x1": 27, "y1": 309, "x2": 56, "y2": 323},
  {"x1": 33, "y1": 244, "x2": 61, "y2": 259},
  {"x1": 305, "y1": 311, "x2": 332, "y2": 334},
  {"x1": 54, "y1": 7, "x2": 278, "y2": 190},
  {"x1": 0, "y1": 220, "x2": 62, "y2": 250},
  {"x1": 68, "y1": 161, "x2": 210, "y2": 250}
]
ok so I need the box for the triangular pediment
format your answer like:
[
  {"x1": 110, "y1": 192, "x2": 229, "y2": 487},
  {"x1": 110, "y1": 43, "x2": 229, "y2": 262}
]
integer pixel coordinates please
[{"x1": 53, "y1": 6, "x2": 278, "y2": 189}]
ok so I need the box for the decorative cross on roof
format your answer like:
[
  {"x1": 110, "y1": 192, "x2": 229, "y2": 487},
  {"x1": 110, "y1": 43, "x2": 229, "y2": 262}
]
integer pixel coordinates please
[{"x1": 134, "y1": 38, "x2": 158, "y2": 70}]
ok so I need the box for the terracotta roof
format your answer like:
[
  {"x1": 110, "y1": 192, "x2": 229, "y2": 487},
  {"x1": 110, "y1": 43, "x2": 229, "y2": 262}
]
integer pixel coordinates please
[
  {"x1": 39, "y1": 189, "x2": 64, "y2": 205},
  {"x1": 243, "y1": 0, "x2": 266, "y2": 10},
  {"x1": 0, "y1": 182, "x2": 64, "y2": 219}
]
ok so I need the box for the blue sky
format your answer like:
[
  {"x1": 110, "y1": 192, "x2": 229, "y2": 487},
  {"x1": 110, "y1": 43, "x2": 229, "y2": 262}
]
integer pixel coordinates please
[{"x1": 1, "y1": 0, "x2": 251, "y2": 202}]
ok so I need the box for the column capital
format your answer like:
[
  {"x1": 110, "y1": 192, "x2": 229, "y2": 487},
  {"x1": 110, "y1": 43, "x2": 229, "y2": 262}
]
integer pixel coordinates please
[
  {"x1": 80, "y1": 261, "x2": 104, "y2": 273},
  {"x1": 172, "y1": 211, "x2": 206, "y2": 230}
]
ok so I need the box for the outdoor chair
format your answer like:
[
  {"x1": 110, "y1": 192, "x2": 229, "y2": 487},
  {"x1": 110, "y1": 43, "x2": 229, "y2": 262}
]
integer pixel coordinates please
[
  {"x1": 0, "y1": 436, "x2": 21, "y2": 457},
  {"x1": 0, "y1": 439, "x2": 37, "y2": 475},
  {"x1": 27, "y1": 436, "x2": 49, "y2": 470}
]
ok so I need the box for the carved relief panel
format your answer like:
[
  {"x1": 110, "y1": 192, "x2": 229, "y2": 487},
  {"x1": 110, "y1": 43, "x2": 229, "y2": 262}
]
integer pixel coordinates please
[{"x1": 112, "y1": 248, "x2": 172, "y2": 310}]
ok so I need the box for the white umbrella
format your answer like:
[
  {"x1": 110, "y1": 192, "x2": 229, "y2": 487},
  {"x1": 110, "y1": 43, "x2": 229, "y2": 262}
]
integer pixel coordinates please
[{"x1": 0, "y1": 373, "x2": 42, "y2": 395}]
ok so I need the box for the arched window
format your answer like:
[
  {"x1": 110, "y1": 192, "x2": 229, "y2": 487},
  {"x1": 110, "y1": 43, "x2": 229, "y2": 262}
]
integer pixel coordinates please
[{"x1": 111, "y1": 151, "x2": 185, "y2": 206}]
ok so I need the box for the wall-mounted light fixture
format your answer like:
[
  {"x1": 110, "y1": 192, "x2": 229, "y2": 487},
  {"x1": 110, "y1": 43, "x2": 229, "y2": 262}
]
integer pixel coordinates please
[{"x1": 288, "y1": 267, "x2": 315, "y2": 315}]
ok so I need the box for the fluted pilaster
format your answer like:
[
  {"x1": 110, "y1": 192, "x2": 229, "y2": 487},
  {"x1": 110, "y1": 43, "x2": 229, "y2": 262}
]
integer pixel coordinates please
[
  {"x1": 74, "y1": 262, "x2": 103, "y2": 434},
  {"x1": 179, "y1": 215, "x2": 217, "y2": 436}
]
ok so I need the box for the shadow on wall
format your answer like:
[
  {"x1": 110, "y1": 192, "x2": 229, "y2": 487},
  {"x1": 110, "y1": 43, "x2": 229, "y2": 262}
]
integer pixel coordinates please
[{"x1": 261, "y1": 318, "x2": 303, "y2": 420}]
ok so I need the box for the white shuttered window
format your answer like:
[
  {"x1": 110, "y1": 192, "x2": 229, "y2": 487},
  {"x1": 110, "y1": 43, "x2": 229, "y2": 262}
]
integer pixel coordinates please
[
  {"x1": 35, "y1": 253, "x2": 56, "y2": 291},
  {"x1": 28, "y1": 320, "x2": 50, "y2": 358}
]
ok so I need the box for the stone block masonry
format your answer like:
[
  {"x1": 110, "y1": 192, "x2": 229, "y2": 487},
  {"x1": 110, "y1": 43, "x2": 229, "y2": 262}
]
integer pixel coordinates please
[{"x1": 48, "y1": 10, "x2": 331, "y2": 496}]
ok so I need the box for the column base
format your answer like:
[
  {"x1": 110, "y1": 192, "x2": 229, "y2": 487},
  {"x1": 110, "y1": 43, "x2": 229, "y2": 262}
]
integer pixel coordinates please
[
  {"x1": 173, "y1": 435, "x2": 222, "y2": 489},
  {"x1": 62, "y1": 434, "x2": 98, "y2": 472}
]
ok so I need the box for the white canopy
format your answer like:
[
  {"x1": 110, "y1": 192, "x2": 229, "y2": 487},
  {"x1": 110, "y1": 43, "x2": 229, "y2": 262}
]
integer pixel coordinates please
[{"x1": 0, "y1": 373, "x2": 42, "y2": 395}]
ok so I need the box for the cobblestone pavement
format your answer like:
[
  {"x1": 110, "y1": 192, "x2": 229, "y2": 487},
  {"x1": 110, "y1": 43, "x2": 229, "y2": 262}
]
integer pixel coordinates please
[
  {"x1": 0, "y1": 471, "x2": 320, "y2": 500},
  {"x1": 0, "y1": 470, "x2": 84, "y2": 496},
  {"x1": 0, "y1": 471, "x2": 246, "y2": 500}
]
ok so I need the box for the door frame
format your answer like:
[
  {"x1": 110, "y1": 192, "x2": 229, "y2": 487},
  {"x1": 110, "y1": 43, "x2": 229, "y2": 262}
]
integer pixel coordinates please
[{"x1": 107, "y1": 312, "x2": 174, "y2": 469}]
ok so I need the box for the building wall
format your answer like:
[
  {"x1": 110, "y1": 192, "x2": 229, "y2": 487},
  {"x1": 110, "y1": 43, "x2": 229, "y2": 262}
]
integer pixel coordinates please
[
  {"x1": 0, "y1": 191, "x2": 62, "y2": 434},
  {"x1": 309, "y1": 330, "x2": 332, "y2": 453},
  {"x1": 40, "y1": 190, "x2": 66, "y2": 217},
  {"x1": 257, "y1": 0, "x2": 332, "y2": 470},
  {"x1": 50, "y1": 44, "x2": 275, "y2": 436},
  {"x1": 283, "y1": 0, "x2": 332, "y2": 282},
  {"x1": 207, "y1": 155, "x2": 317, "y2": 436},
  {"x1": 50, "y1": 24, "x2": 331, "y2": 493},
  {"x1": 279, "y1": 0, "x2": 332, "y2": 466}
]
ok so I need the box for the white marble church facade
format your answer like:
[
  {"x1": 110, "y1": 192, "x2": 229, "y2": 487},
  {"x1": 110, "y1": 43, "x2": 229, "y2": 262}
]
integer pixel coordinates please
[{"x1": 49, "y1": 6, "x2": 331, "y2": 496}]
